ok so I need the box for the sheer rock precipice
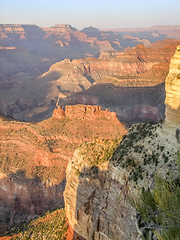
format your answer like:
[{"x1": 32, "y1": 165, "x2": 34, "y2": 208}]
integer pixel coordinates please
[
  {"x1": 165, "y1": 45, "x2": 180, "y2": 126},
  {"x1": 0, "y1": 105, "x2": 126, "y2": 229},
  {"x1": 64, "y1": 122, "x2": 179, "y2": 239},
  {"x1": 64, "y1": 48, "x2": 180, "y2": 240}
]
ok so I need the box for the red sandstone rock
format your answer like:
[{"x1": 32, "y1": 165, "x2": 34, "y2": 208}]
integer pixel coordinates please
[
  {"x1": 0, "y1": 105, "x2": 127, "y2": 229},
  {"x1": 53, "y1": 105, "x2": 119, "y2": 122},
  {"x1": 52, "y1": 106, "x2": 65, "y2": 119}
]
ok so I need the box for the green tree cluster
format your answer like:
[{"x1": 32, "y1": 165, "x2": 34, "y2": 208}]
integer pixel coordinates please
[{"x1": 131, "y1": 152, "x2": 180, "y2": 240}]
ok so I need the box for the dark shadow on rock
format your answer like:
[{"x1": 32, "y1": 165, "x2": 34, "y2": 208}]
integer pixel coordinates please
[
  {"x1": 65, "y1": 155, "x2": 139, "y2": 240},
  {"x1": 22, "y1": 25, "x2": 46, "y2": 40},
  {"x1": 40, "y1": 70, "x2": 62, "y2": 82},
  {"x1": 0, "y1": 169, "x2": 65, "y2": 234},
  {"x1": 58, "y1": 82, "x2": 166, "y2": 125}
]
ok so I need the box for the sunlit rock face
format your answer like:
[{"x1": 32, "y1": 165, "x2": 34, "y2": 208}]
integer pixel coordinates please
[
  {"x1": 64, "y1": 123, "x2": 179, "y2": 240},
  {"x1": 53, "y1": 105, "x2": 119, "y2": 121},
  {"x1": 165, "y1": 45, "x2": 180, "y2": 126},
  {"x1": 64, "y1": 48, "x2": 180, "y2": 240}
]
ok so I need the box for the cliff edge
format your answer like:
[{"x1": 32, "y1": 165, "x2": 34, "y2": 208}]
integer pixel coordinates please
[
  {"x1": 165, "y1": 45, "x2": 180, "y2": 126},
  {"x1": 64, "y1": 46, "x2": 180, "y2": 239}
]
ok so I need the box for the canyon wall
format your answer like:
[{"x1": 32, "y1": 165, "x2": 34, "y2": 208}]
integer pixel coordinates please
[
  {"x1": 64, "y1": 47, "x2": 180, "y2": 239},
  {"x1": 1, "y1": 36, "x2": 179, "y2": 122},
  {"x1": 0, "y1": 172, "x2": 65, "y2": 228},
  {"x1": 53, "y1": 105, "x2": 118, "y2": 121},
  {"x1": 165, "y1": 45, "x2": 180, "y2": 126},
  {"x1": 0, "y1": 105, "x2": 126, "y2": 230},
  {"x1": 58, "y1": 82, "x2": 166, "y2": 124},
  {"x1": 64, "y1": 122, "x2": 179, "y2": 240}
]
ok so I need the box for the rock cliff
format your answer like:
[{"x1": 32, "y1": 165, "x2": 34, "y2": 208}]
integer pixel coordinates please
[
  {"x1": 51, "y1": 43, "x2": 179, "y2": 88},
  {"x1": 1, "y1": 36, "x2": 179, "y2": 122},
  {"x1": 53, "y1": 105, "x2": 118, "y2": 121},
  {"x1": 64, "y1": 48, "x2": 180, "y2": 239},
  {"x1": 0, "y1": 172, "x2": 65, "y2": 227},
  {"x1": 0, "y1": 105, "x2": 126, "y2": 230},
  {"x1": 64, "y1": 122, "x2": 179, "y2": 240},
  {"x1": 58, "y1": 82, "x2": 166, "y2": 124},
  {"x1": 165, "y1": 45, "x2": 180, "y2": 126}
]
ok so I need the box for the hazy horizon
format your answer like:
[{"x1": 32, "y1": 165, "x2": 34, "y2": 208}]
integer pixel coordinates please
[{"x1": 0, "y1": 0, "x2": 180, "y2": 30}]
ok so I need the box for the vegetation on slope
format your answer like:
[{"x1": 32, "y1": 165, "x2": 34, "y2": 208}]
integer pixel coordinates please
[
  {"x1": 80, "y1": 137, "x2": 122, "y2": 165},
  {"x1": 131, "y1": 152, "x2": 180, "y2": 240},
  {"x1": 2, "y1": 208, "x2": 67, "y2": 240},
  {"x1": 71, "y1": 137, "x2": 122, "y2": 178},
  {"x1": 0, "y1": 113, "x2": 126, "y2": 183},
  {"x1": 103, "y1": 120, "x2": 179, "y2": 239},
  {"x1": 112, "y1": 121, "x2": 177, "y2": 184}
]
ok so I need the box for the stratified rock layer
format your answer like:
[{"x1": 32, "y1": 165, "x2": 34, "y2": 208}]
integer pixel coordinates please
[
  {"x1": 64, "y1": 123, "x2": 179, "y2": 240},
  {"x1": 64, "y1": 48, "x2": 180, "y2": 240},
  {"x1": 165, "y1": 45, "x2": 180, "y2": 126},
  {"x1": 0, "y1": 105, "x2": 126, "y2": 229},
  {"x1": 53, "y1": 105, "x2": 118, "y2": 121}
]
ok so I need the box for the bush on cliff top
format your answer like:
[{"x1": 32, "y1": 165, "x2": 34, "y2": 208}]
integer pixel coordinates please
[{"x1": 80, "y1": 137, "x2": 122, "y2": 166}]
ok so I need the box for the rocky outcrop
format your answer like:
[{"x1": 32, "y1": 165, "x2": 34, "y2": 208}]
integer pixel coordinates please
[
  {"x1": 0, "y1": 24, "x2": 26, "y2": 39},
  {"x1": 64, "y1": 48, "x2": 180, "y2": 239},
  {"x1": 0, "y1": 24, "x2": 46, "y2": 40},
  {"x1": 165, "y1": 45, "x2": 180, "y2": 126},
  {"x1": 64, "y1": 122, "x2": 179, "y2": 240},
  {"x1": 52, "y1": 106, "x2": 66, "y2": 119},
  {"x1": 43, "y1": 24, "x2": 77, "y2": 34},
  {"x1": 53, "y1": 105, "x2": 118, "y2": 121},
  {"x1": 0, "y1": 105, "x2": 126, "y2": 229}
]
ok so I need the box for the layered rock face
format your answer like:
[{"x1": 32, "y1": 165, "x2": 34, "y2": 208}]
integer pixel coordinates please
[
  {"x1": 1, "y1": 35, "x2": 179, "y2": 122},
  {"x1": 64, "y1": 150, "x2": 139, "y2": 240},
  {"x1": 0, "y1": 24, "x2": 27, "y2": 39},
  {"x1": 64, "y1": 122, "x2": 179, "y2": 240},
  {"x1": 58, "y1": 82, "x2": 166, "y2": 124},
  {"x1": 165, "y1": 45, "x2": 180, "y2": 126},
  {"x1": 51, "y1": 43, "x2": 179, "y2": 88},
  {"x1": 0, "y1": 105, "x2": 126, "y2": 229},
  {"x1": 64, "y1": 49, "x2": 180, "y2": 239},
  {"x1": 53, "y1": 105, "x2": 118, "y2": 121},
  {"x1": 0, "y1": 172, "x2": 65, "y2": 227}
]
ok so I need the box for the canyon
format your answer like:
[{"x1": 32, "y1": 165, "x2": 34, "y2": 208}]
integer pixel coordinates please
[
  {"x1": 64, "y1": 45, "x2": 180, "y2": 239},
  {"x1": 0, "y1": 24, "x2": 180, "y2": 123},
  {"x1": 0, "y1": 23, "x2": 180, "y2": 239},
  {"x1": 1, "y1": 38, "x2": 180, "y2": 122},
  {"x1": 0, "y1": 106, "x2": 127, "y2": 232},
  {"x1": 103, "y1": 25, "x2": 180, "y2": 40}
]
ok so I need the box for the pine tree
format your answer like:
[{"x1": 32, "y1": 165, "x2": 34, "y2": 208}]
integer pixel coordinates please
[{"x1": 132, "y1": 152, "x2": 180, "y2": 240}]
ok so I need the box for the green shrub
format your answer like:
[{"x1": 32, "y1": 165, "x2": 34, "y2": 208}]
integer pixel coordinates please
[{"x1": 131, "y1": 153, "x2": 180, "y2": 240}]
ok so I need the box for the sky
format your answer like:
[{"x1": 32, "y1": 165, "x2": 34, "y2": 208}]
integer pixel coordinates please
[{"x1": 0, "y1": 0, "x2": 180, "y2": 30}]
